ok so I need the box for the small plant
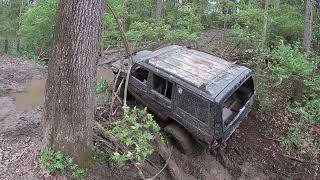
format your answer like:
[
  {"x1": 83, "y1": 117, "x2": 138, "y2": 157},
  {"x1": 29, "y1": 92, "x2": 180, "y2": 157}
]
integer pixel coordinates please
[
  {"x1": 93, "y1": 148, "x2": 110, "y2": 162},
  {"x1": 109, "y1": 106, "x2": 161, "y2": 167},
  {"x1": 96, "y1": 80, "x2": 109, "y2": 94},
  {"x1": 40, "y1": 148, "x2": 88, "y2": 180},
  {"x1": 282, "y1": 124, "x2": 304, "y2": 151}
]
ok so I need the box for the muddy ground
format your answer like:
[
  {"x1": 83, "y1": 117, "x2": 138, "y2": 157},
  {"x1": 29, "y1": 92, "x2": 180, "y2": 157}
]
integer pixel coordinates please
[{"x1": 0, "y1": 31, "x2": 319, "y2": 179}]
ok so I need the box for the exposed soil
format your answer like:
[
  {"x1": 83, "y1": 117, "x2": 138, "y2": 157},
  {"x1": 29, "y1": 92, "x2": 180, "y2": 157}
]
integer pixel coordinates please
[
  {"x1": 0, "y1": 55, "x2": 46, "y2": 179},
  {"x1": 1, "y1": 29, "x2": 319, "y2": 179}
]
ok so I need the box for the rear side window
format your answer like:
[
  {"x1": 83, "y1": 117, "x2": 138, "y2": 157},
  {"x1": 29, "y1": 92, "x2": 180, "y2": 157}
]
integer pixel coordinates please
[
  {"x1": 132, "y1": 66, "x2": 149, "y2": 83},
  {"x1": 176, "y1": 86, "x2": 210, "y2": 124},
  {"x1": 152, "y1": 74, "x2": 173, "y2": 99}
]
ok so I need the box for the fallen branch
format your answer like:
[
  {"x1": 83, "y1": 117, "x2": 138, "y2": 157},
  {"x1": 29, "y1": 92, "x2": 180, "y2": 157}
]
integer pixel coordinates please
[
  {"x1": 283, "y1": 154, "x2": 320, "y2": 165},
  {"x1": 157, "y1": 140, "x2": 196, "y2": 180},
  {"x1": 146, "y1": 146, "x2": 173, "y2": 180}
]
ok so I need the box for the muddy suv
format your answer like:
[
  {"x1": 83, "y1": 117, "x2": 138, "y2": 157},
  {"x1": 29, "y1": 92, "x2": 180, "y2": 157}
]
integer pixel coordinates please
[{"x1": 112, "y1": 45, "x2": 255, "y2": 153}]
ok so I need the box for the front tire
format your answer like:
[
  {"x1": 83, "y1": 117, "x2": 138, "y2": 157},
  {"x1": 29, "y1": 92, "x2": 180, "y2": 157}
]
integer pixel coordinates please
[{"x1": 164, "y1": 123, "x2": 195, "y2": 155}]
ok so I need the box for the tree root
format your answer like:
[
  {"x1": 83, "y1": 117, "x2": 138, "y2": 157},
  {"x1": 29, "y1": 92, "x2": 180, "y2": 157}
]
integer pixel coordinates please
[{"x1": 156, "y1": 140, "x2": 197, "y2": 180}]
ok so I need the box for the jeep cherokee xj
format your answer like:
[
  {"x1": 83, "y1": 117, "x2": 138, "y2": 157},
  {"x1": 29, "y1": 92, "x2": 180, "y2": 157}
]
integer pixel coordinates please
[{"x1": 112, "y1": 45, "x2": 255, "y2": 153}]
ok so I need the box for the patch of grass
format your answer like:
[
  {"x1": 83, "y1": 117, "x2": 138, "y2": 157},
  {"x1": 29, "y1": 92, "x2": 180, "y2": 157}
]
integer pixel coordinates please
[
  {"x1": 307, "y1": 147, "x2": 320, "y2": 160},
  {"x1": 96, "y1": 80, "x2": 109, "y2": 94},
  {"x1": 40, "y1": 148, "x2": 88, "y2": 180},
  {"x1": 282, "y1": 124, "x2": 303, "y2": 151}
]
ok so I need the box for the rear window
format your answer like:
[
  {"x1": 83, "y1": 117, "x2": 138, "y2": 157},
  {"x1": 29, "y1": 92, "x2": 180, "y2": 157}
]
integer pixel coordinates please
[{"x1": 222, "y1": 77, "x2": 254, "y2": 126}]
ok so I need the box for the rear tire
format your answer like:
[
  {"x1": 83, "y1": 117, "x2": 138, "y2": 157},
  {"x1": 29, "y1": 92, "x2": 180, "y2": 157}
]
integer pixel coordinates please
[{"x1": 164, "y1": 123, "x2": 194, "y2": 155}]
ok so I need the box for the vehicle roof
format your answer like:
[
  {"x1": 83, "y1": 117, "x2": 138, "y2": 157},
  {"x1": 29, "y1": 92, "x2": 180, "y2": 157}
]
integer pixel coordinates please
[{"x1": 138, "y1": 45, "x2": 251, "y2": 98}]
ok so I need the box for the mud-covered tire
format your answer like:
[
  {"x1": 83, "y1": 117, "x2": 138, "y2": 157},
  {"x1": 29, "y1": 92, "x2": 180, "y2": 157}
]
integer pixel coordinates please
[{"x1": 164, "y1": 123, "x2": 194, "y2": 155}]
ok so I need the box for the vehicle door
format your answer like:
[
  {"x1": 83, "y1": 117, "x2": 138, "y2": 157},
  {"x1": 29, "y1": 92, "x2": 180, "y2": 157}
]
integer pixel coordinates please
[
  {"x1": 128, "y1": 65, "x2": 150, "y2": 102},
  {"x1": 147, "y1": 72, "x2": 174, "y2": 118}
]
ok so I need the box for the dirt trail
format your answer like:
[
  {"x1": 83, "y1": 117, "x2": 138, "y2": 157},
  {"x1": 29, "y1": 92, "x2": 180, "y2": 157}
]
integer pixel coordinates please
[{"x1": 0, "y1": 55, "x2": 46, "y2": 179}]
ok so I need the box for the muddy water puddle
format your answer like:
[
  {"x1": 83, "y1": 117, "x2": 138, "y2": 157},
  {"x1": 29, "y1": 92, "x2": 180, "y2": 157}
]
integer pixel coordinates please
[
  {"x1": 10, "y1": 79, "x2": 46, "y2": 111},
  {"x1": 10, "y1": 68, "x2": 114, "y2": 111}
]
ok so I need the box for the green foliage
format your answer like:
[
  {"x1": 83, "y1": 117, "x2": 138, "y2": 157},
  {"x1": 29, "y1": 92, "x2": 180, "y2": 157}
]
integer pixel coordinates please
[
  {"x1": 270, "y1": 41, "x2": 315, "y2": 84},
  {"x1": 40, "y1": 148, "x2": 88, "y2": 180},
  {"x1": 291, "y1": 99, "x2": 320, "y2": 124},
  {"x1": 109, "y1": 106, "x2": 161, "y2": 167},
  {"x1": 96, "y1": 80, "x2": 109, "y2": 94},
  {"x1": 255, "y1": 68, "x2": 271, "y2": 111},
  {"x1": 20, "y1": 0, "x2": 58, "y2": 57},
  {"x1": 269, "y1": 5, "x2": 304, "y2": 44},
  {"x1": 127, "y1": 21, "x2": 157, "y2": 44},
  {"x1": 230, "y1": 4, "x2": 304, "y2": 49},
  {"x1": 282, "y1": 124, "x2": 304, "y2": 150},
  {"x1": 93, "y1": 148, "x2": 110, "y2": 162},
  {"x1": 0, "y1": 0, "x2": 28, "y2": 54},
  {"x1": 231, "y1": 24, "x2": 263, "y2": 49}
]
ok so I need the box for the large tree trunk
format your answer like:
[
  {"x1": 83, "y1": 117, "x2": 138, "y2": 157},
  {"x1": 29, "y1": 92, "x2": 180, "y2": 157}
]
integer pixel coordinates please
[
  {"x1": 43, "y1": 0, "x2": 105, "y2": 165},
  {"x1": 155, "y1": 0, "x2": 164, "y2": 24},
  {"x1": 303, "y1": 0, "x2": 313, "y2": 51}
]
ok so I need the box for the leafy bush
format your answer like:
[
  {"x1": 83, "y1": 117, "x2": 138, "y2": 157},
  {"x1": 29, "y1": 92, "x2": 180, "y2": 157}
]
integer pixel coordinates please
[
  {"x1": 20, "y1": 0, "x2": 58, "y2": 57},
  {"x1": 109, "y1": 106, "x2": 161, "y2": 167},
  {"x1": 127, "y1": 21, "x2": 157, "y2": 44},
  {"x1": 270, "y1": 41, "x2": 315, "y2": 84},
  {"x1": 165, "y1": 4, "x2": 203, "y2": 33},
  {"x1": 269, "y1": 5, "x2": 304, "y2": 44},
  {"x1": 231, "y1": 24, "x2": 263, "y2": 49},
  {"x1": 40, "y1": 148, "x2": 88, "y2": 180}
]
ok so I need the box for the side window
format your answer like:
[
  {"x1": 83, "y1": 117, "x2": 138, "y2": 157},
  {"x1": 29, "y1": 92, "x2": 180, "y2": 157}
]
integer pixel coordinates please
[
  {"x1": 152, "y1": 74, "x2": 173, "y2": 100},
  {"x1": 132, "y1": 66, "x2": 149, "y2": 83},
  {"x1": 176, "y1": 86, "x2": 209, "y2": 124}
]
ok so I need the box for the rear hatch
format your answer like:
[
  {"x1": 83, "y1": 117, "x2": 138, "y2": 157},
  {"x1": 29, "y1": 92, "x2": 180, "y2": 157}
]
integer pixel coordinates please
[{"x1": 222, "y1": 76, "x2": 255, "y2": 126}]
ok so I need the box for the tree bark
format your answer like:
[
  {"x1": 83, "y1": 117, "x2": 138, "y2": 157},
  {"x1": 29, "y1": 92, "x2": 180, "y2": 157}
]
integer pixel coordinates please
[
  {"x1": 155, "y1": 0, "x2": 164, "y2": 24},
  {"x1": 43, "y1": 0, "x2": 105, "y2": 165},
  {"x1": 303, "y1": 0, "x2": 313, "y2": 51}
]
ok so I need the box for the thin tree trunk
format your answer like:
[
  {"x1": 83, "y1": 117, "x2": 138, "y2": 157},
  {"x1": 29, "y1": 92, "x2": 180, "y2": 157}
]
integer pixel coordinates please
[
  {"x1": 155, "y1": 0, "x2": 164, "y2": 24},
  {"x1": 43, "y1": 0, "x2": 105, "y2": 165},
  {"x1": 17, "y1": 0, "x2": 24, "y2": 55},
  {"x1": 4, "y1": 39, "x2": 9, "y2": 54},
  {"x1": 274, "y1": 0, "x2": 280, "y2": 9},
  {"x1": 262, "y1": 0, "x2": 269, "y2": 46},
  {"x1": 236, "y1": 0, "x2": 240, "y2": 14},
  {"x1": 16, "y1": 38, "x2": 20, "y2": 54},
  {"x1": 303, "y1": 0, "x2": 313, "y2": 51}
]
